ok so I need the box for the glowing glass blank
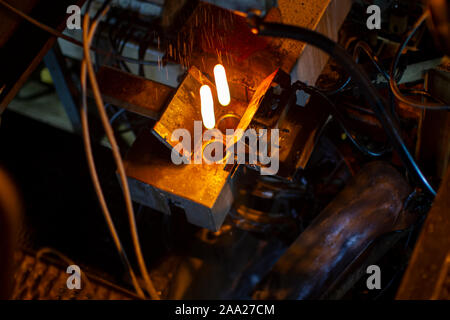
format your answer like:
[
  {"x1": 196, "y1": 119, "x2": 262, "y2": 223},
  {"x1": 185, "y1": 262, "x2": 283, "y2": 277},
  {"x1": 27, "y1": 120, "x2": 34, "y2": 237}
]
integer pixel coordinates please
[
  {"x1": 213, "y1": 64, "x2": 231, "y2": 106},
  {"x1": 200, "y1": 85, "x2": 216, "y2": 129}
]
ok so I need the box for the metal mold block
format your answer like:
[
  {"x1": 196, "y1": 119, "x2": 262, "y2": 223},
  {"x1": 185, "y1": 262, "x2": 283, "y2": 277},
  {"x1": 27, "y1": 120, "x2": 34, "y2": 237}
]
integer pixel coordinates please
[
  {"x1": 124, "y1": 129, "x2": 237, "y2": 231},
  {"x1": 153, "y1": 65, "x2": 249, "y2": 158}
]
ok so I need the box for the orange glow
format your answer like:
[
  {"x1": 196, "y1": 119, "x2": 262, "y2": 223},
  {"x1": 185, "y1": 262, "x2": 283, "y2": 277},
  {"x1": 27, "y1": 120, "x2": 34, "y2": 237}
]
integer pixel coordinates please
[
  {"x1": 200, "y1": 85, "x2": 216, "y2": 129},
  {"x1": 213, "y1": 64, "x2": 231, "y2": 106}
]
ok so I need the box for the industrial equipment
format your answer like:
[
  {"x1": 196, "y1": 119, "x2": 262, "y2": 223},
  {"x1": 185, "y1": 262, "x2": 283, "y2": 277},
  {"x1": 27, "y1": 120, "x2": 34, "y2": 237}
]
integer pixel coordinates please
[{"x1": 0, "y1": 0, "x2": 449, "y2": 302}]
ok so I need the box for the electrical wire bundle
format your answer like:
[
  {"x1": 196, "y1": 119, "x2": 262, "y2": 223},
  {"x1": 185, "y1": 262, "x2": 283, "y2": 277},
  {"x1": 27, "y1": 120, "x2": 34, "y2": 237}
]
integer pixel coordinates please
[
  {"x1": 248, "y1": 11, "x2": 440, "y2": 196},
  {"x1": 317, "y1": 39, "x2": 392, "y2": 95},
  {"x1": 102, "y1": 8, "x2": 162, "y2": 73},
  {"x1": 0, "y1": 0, "x2": 161, "y2": 66},
  {"x1": 79, "y1": 0, "x2": 159, "y2": 299},
  {"x1": 309, "y1": 13, "x2": 448, "y2": 170},
  {"x1": 293, "y1": 81, "x2": 391, "y2": 158},
  {"x1": 318, "y1": 12, "x2": 449, "y2": 112}
]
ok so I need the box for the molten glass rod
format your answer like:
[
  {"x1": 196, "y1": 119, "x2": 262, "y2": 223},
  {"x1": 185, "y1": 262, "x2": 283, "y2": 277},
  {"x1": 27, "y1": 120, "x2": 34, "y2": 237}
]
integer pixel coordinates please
[
  {"x1": 213, "y1": 64, "x2": 231, "y2": 106},
  {"x1": 200, "y1": 84, "x2": 216, "y2": 129}
]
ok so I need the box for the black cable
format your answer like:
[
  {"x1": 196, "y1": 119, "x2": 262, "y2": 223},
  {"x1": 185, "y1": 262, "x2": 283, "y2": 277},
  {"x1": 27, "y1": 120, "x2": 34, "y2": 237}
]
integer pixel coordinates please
[
  {"x1": 294, "y1": 81, "x2": 391, "y2": 157},
  {"x1": 108, "y1": 17, "x2": 132, "y2": 72},
  {"x1": 251, "y1": 17, "x2": 437, "y2": 196},
  {"x1": 389, "y1": 11, "x2": 450, "y2": 111},
  {"x1": 110, "y1": 108, "x2": 126, "y2": 124},
  {"x1": 354, "y1": 41, "x2": 391, "y2": 82},
  {"x1": 138, "y1": 36, "x2": 149, "y2": 78},
  {"x1": 320, "y1": 71, "x2": 351, "y2": 96},
  {"x1": 118, "y1": 29, "x2": 134, "y2": 72},
  {"x1": 321, "y1": 40, "x2": 391, "y2": 95},
  {"x1": 317, "y1": 38, "x2": 356, "y2": 95}
]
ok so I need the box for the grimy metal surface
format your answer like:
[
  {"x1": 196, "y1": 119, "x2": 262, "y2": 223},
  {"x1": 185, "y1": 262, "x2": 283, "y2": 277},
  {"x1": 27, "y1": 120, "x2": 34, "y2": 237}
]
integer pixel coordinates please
[
  {"x1": 254, "y1": 162, "x2": 411, "y2": 300},
  {"x1": 96, "y1": 66, "x2": 175, "y2": 120},
  {"x1": 396, "y1": 165, "x2": 450, "y2": 300}
]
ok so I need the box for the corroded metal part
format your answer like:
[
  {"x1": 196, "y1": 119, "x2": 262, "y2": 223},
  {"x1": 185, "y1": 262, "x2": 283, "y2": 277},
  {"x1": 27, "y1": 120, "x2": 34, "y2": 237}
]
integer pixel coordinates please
[{"x1": 253, "y1": 162, "x2": 411, "y2": 300}]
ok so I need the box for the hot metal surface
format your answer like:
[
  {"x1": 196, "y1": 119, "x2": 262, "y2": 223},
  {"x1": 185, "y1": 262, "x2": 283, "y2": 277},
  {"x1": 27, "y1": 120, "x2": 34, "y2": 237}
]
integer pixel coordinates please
[{"x1": 153, "y1": 66, "x2": 248, "y2": 156}]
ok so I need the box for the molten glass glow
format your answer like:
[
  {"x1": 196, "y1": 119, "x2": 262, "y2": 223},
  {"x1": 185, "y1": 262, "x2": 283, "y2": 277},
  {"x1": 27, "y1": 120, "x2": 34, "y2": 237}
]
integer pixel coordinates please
[
  {"x1": 200, "y1": 85, "x2": 215, "y2": 129},
  {"x1": 213, "y1": 64, "x2": 231, "y2": 106}
]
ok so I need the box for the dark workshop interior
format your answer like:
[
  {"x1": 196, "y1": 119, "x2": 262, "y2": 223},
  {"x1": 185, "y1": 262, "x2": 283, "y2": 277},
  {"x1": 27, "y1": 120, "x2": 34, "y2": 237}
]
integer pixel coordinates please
[{"x1": 0, "y1": 0, "x2": 449, "y2": 301}]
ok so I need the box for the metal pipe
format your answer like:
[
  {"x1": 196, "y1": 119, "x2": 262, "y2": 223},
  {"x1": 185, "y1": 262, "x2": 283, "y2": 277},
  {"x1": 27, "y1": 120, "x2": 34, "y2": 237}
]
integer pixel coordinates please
[{"x1": 253, "y1": 162, "x2": 411, "y2": 300}]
